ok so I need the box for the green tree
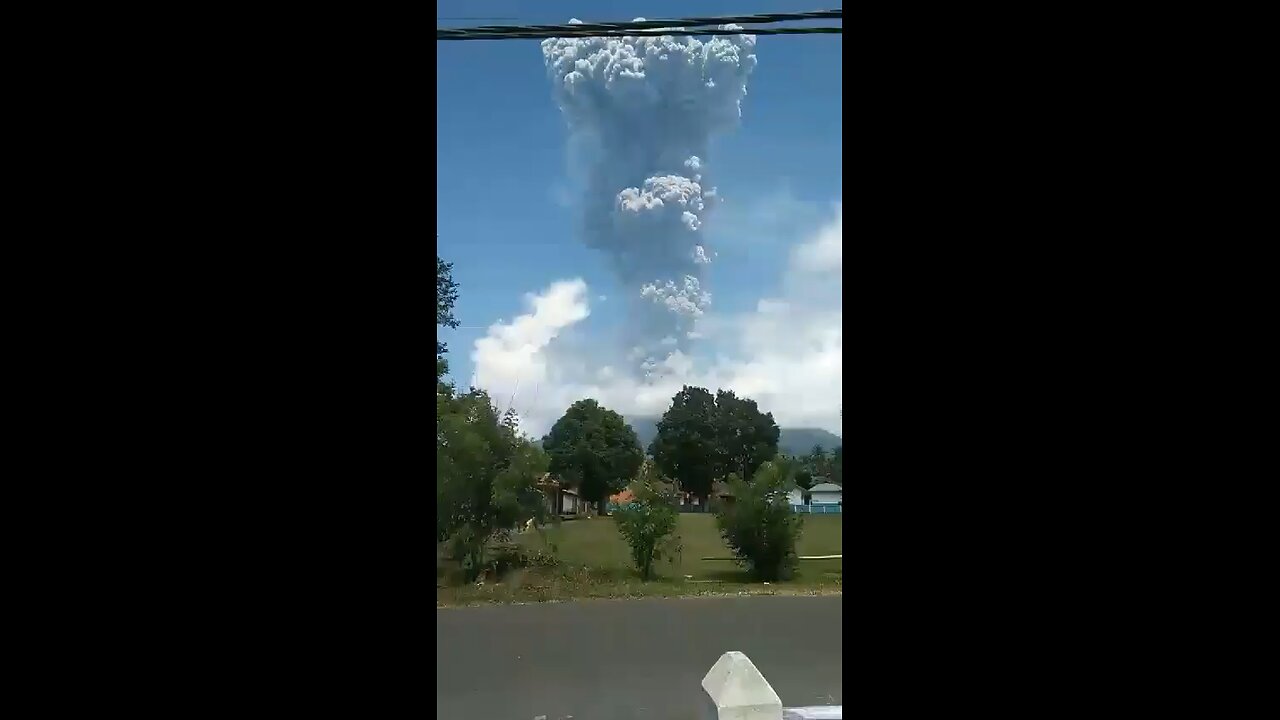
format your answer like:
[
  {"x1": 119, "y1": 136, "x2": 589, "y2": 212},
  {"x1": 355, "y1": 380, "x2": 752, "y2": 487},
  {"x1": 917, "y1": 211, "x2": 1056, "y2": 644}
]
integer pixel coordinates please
[
  {"x1": 804, "y1": 444, "x2": 832, "y2": 480},
  {"x1": 650, "y1": 386, "x2": 720, "y2": 505},
  {"x1": 436, "y1": 255, "x2": 459, "y2": 386},
  {"x1": 612, "y1": 464, "x2": 680, "y2": 580},
  {"x1": 542, "y1": 399, "x2": 643, "y2": 516},
  {"x1": 715, "y1": 460, "x2": 804, "y2": 581},
  {"x1": 437, "y1": 388, "x2": 548, "y2": 580},
  {"x1": 830, "y1": 446, "x2": 842, "y2": 487},
  {"x1": 713, "y1": 390, "x2": 780, "y2": 483},
  {"x1": 797, "y1": 469, "x2": 815, "y2": 488}
]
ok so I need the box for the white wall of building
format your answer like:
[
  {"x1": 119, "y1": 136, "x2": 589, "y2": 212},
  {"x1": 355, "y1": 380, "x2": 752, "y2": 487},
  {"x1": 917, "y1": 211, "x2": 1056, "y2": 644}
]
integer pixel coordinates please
[{"x1": 808, "y1": 484, "x2": 842, "y2": 504}]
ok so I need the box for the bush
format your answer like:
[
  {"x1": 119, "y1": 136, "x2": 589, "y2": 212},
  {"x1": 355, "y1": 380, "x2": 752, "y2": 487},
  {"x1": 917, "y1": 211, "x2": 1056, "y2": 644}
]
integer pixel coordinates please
[
  {"x1": 612, "y1": 472, "x2": 680, "y2": 580},
  {"x1": 440, "y1": 540, "x2": 560, "y2": 587},
  {"x1": 716, "y1": 460, "x2": 804, "y2": 581},
  {"x1": 487, "y1": 542, "x2": 559, "y2": 576}
]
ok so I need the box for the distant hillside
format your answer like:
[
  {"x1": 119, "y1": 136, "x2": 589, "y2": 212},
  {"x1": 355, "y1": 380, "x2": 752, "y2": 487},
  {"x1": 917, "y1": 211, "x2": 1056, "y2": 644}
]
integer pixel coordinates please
[
  {"x1": 624, "y1": 416, "x2": 840, "y2": 456},
  {"x1": 775, "y1": 427, "x2": 843, "y2": 456}
]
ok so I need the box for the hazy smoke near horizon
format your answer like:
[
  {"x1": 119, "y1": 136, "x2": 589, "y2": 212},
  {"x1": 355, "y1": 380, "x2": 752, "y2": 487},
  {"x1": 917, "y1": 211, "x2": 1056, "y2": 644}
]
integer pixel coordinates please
[{"x1": 541, "y1": 21, "x2": 757, "y2": 375}]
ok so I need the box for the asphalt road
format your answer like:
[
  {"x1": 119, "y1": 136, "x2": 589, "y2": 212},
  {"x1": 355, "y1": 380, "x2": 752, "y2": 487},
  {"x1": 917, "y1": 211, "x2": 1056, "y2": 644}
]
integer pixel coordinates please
[{"x1": 436, "y1": 595, "x2": 842, "y2": 719}]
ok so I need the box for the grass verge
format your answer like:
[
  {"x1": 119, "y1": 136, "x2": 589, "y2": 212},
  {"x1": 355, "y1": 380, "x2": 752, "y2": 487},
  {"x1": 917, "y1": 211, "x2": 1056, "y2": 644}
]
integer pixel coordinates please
[{"x1": 437, "y1": 513, "x2": 842, "y2": 607}]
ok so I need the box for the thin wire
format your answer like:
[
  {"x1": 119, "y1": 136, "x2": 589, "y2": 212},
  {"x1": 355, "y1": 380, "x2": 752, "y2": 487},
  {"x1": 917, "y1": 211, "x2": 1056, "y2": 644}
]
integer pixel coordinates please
[
  {"x1": 441, "y1": 27, "x2": 841, "y2": 41},
  {"x1": 438, "y1": 9, "x2": 841, "y2": 40},
  {"x1": 441, "y1": 10, "x2": 840, "y2": 35}
]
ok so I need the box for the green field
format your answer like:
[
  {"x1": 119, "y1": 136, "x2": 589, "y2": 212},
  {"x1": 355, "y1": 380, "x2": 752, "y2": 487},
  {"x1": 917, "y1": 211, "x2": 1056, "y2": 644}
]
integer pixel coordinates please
[{"x1": 438, "y1": 513, "x2": 842, "y2": 606}]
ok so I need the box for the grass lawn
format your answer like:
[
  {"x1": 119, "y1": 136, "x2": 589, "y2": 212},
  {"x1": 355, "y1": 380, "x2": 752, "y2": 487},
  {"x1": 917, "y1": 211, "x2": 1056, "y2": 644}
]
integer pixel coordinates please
[{"x1": 437, "y1": 513, "x2": 843, "y2": 606}]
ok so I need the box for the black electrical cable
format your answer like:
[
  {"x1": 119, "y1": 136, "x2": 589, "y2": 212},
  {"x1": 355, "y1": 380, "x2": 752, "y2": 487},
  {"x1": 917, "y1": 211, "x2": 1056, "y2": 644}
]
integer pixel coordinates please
[
  {"x1": 441, "y1": 27, "x2": 841, "y2": 41},
  {"x1": 438, "y1": 9, "x2": 842, "y2": 41},
  {"x1": 441, "y1": 10, "x2": 840, "y2": 34}
]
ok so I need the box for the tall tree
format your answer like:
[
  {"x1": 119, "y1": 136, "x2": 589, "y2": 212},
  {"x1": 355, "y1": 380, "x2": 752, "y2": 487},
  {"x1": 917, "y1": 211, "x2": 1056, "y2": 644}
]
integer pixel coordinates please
[
  {"x1": 806, "y1": 444, "x2": 832, "y2": 479},
  {"x1": 830, "y1": 446, "x2": 842, "y2": 487},
  {"x1": 436, "y1": 255, "x2": 459, "y2": 386},
  {"x1": 650, "y1": 386, "x2": 720, "y2": 505},
  {"x1": 713, "y1": 389, "x2": 780, "y2": 483},
  {"x1": 542, "y1": 399, "x2": 643, "y2": 515}
]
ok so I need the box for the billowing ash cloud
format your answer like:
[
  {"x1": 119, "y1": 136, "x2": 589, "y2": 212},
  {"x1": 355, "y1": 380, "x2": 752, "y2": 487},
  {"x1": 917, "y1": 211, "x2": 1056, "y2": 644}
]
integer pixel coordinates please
[{"x1": 542, "y1": 21, "x2": 756, "y2": 375}]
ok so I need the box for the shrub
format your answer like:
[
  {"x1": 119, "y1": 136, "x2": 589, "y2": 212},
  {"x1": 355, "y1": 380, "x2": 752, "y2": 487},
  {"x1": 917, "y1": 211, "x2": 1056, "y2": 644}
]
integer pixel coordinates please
[
  {"x1": 715, "y1": 460, "x2": 804, "y2": 581},
  {"x1": 487, "y1": 542, "x2": 559, "y2": 576},
  {"x1": 612, "y1": 473, "x2": 680, "y2": 580},
  {"x1": 439, "y1": 540, "x2": 561, "y2": 587}
]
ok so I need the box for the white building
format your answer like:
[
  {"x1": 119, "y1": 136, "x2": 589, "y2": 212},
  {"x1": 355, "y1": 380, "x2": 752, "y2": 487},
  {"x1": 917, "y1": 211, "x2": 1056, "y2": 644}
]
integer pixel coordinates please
[
  {"x1": 808, "y1": 482, "x2": 842, "y2": 505},
  {"x1": 559, "y1": 487, "x2": 585, "y2": 515},
  {"x1": 537, "y1": 474, "x2": 589, "y2": 517}
]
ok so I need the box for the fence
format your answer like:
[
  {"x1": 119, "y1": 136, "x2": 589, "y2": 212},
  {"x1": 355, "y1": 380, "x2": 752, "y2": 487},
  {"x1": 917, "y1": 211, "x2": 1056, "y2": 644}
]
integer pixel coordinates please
[
  {"x1": 791, "y1": 504, "x2": 842, "y2": 514},
  {"x1": 704, "y1": 650, "x2": 841, "y2": 719}
]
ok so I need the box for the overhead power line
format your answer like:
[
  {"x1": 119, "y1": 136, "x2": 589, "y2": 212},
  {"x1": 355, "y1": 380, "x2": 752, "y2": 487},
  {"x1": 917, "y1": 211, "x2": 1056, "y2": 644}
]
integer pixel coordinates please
[
  {"x1": 442, "y1": 10, "x2": 841, "y2": 35},
  {"x1": 442, "y1": 27, "x2": 841, "y2": 41},
  {"x1": 437, "y1": 9, "x2": 842, "y2": 41}
]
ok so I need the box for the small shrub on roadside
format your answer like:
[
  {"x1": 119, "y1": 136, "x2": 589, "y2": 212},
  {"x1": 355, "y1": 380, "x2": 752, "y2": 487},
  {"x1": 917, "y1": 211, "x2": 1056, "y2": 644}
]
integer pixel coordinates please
[
  {"x1": 487, "y1": 543, "x2": 559, "y2": 576},
  {"x1": 613, "y1": 472, "x2": 680, "y2": 580},
  {"x1": 442, "y1": 542, "x2": 562, "y2": 587},
  {"x1": 716, "y1": 460, "x2": 804, "y2": 581}
]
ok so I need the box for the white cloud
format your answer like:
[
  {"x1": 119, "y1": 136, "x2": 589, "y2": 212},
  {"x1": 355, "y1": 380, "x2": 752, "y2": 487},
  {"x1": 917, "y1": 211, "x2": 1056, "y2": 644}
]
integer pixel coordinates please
[
  {"x1": 470, "y1": 204, "x2": 843, "y2": 440},
  {"x1": 791, "y1": 201, "x2": 842, "y2": 273},
  {"x1": 471, "y1": 279, "x2": 590, "y2": 411}
]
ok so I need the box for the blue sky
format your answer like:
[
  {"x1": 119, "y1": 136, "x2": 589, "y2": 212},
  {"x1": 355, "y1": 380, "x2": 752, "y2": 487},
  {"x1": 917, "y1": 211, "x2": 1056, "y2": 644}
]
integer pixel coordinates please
[{"x1": 437, "y1": 1, "x2": 843, "y2": 435}]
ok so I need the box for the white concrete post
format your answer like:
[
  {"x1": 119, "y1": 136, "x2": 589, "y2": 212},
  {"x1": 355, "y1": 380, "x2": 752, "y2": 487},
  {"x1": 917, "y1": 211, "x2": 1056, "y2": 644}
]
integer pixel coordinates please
[{"x1": 701, "y1": 651, "x2": 783, "y2": 720}]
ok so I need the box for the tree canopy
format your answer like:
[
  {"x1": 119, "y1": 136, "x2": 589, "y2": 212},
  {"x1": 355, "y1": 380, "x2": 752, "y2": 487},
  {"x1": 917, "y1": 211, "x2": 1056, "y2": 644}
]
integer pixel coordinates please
[
  {"x1": 651, "y1": 386, "x2": 781, "y2": 502},
  {"x1": 649, "y1": 385, "x2": 720, "y2": 503},
  {"x1": 713, "y1": 389, "x2": 780, "y2": 483},
  {"x1": 542, "y1": 399, "x2": 644, "y2": 514}
]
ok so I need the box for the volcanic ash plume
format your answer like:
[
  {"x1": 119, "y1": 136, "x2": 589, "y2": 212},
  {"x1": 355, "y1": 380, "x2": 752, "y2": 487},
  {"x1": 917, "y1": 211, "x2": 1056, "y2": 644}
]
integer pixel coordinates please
[{"x1": 542, "y1": 21, "x2": 757, "y2": 375}]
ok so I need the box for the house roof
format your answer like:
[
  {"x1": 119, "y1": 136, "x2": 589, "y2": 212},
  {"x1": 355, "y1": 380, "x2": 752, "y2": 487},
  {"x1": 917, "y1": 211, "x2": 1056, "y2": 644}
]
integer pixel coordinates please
[{"x1": 809, "y1": 482, "x2": 842, "y2": 492}]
